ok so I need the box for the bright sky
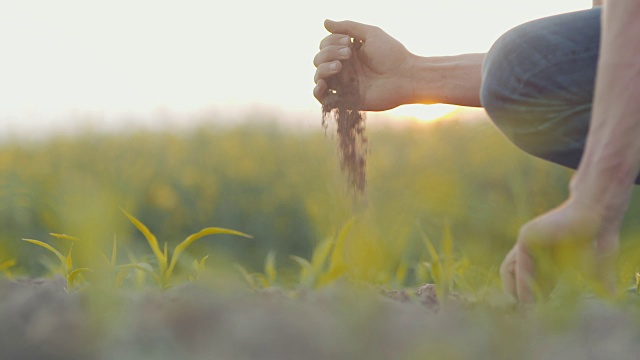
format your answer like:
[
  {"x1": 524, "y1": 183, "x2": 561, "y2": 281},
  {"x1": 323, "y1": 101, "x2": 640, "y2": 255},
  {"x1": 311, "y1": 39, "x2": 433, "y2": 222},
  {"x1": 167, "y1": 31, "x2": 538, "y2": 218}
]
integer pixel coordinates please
[{"x1": 0, "y1": 0, "x2": 591, "y2": 135}]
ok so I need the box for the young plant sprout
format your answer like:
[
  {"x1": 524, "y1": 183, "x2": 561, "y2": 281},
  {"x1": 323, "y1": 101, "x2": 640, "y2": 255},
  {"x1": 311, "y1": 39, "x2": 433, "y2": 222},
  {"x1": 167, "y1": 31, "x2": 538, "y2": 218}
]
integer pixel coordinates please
[
  {"x1": 21, "y1": 233, "x2": 93, "y2": 290},
  {"x1": 122, "y1": 208, "x2": 252, "y2": 288}
]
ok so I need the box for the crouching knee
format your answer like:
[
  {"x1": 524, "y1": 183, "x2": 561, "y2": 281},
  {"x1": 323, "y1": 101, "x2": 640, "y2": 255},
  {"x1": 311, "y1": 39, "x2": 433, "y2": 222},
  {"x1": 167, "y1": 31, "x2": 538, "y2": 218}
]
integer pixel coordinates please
[
  {"x1": 479, "y1": 22, "x2": 565, "y2": 161},
  {"x1": 480, "y1": 28, "x2": 543, "y2": 158}
]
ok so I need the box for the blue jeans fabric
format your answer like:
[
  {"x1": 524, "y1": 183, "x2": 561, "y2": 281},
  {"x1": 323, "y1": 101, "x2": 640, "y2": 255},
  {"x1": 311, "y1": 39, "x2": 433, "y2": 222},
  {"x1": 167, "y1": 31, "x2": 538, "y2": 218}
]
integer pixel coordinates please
[{"x1": 479, "y1": 8, "x2": 639, "y2": 182}]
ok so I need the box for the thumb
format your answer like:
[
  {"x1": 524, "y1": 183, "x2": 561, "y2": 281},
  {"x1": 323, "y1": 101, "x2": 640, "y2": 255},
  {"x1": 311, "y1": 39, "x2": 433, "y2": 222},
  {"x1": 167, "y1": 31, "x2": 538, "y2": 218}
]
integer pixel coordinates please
[{"x1": 324, "y1": 19, "x2": 375, "y2": 40}]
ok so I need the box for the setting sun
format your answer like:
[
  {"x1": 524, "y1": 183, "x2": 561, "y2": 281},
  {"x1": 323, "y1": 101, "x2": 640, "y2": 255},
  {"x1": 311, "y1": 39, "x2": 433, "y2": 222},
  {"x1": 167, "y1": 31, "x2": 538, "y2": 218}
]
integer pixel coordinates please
[{"x1": 387, "y1": 104, "x2": 460, "y2": 123}]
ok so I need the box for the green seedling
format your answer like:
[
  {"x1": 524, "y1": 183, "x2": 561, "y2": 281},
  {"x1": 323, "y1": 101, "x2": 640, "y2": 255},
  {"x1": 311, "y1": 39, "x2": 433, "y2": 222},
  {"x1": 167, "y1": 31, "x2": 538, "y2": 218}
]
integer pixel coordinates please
[
  {"x1": 291, "y1": 239, "x2": 338, "y2": 289},
  {"x1": 0, "y1": 258, "x2": 17, "y2": 278},
  {"x1": 417, "y1": 223, "x2": 460, "y2": 298},
  {"x1": 101, "y1": 236, "x2": 154, "y2": 289},
  {"x1": 127, "y1": 251, "x2": 150, "y2": 289},
  {"x1": 234, "y1": 251, "x2": 277, "y2": 289},
  {"x1": 416, "y1": 223, "x2": 485, "y2": 301},
  {"x1": 265, "y1": 251, "x2": 277, "y2": 285},
  {"x1": 393, "y1": 261, "x2": 408, "y2": 287},
  {"x1": 234, "y1": 263, "x2": 261, "y2": 290},
  {"x1": 317, "y1": 218, "x2": 354, "y2": 287},
  {"x1": 189, "y1": 255, "x2": 209, "y2": 283},
  {"x1": 49, "y1": 233, "x2": 82, "y2": 242},
  {"x1": 290, "y1": 219, "x2": 354, "y2": 289},
  {"x1": 122, "y1": 208, "x2": 252, "y2": 288},
  {"x1": 21, "y1": 233, "x2": 93, "y2": 290}
]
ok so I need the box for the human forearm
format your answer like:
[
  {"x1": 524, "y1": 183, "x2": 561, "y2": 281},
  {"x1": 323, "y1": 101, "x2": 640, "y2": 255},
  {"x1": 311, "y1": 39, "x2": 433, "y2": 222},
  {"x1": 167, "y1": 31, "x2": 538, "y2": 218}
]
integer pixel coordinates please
[
  {"x1": 570, "y1": 2, "x2": 640, "y2": 236},
  {"x1": 407, "y1": 53, "x2": 485, "y2": 107},
  {"x1": 593, "y1": 0, "x2": 604, "y2": 7}
]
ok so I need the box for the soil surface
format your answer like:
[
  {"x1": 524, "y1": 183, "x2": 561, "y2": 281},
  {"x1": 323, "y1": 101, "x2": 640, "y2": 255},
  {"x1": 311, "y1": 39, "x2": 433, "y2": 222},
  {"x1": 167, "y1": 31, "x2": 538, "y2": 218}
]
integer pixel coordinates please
[{"x1": 2, "y1": 278, "x2": 640, "y2": 360}]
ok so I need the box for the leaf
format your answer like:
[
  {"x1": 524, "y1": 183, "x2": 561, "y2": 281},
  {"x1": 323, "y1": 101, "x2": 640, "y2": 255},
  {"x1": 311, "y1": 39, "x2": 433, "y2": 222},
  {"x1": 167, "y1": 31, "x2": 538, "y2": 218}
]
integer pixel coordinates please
[
  {"x1": 0, "y1": 259, "x2": 17, "y2": 271},
  {"x1": 22, "y1": 239, "x2": 66, "y2": 268},
  {"x1": 320, "y1": 219, "x2": 354, "y2": 287},
  {"x1": 126, "y1": 252, "x2": 148, "y2": 288},
  {"x1": 198, "y1": 255, "x2": 209, "y2": 269},
  {"x1": 290, "y1": 255, "x2": 312, "y2": 272},
  {"x1": 234, "y1": 263, "x2": 256, "y2": 289},
  {"x1": 453, "y1": 272, "x2": 476, "y2": 298},
  {"x1": 163, "y1": 242, "x2": 168, "y2": 263},
  {"x1": 329, "y1": 219, "x2": 354, "y2": 267},
  {"x1": 420, "y1": 229, "x2": 440, "y2": 265},
  {"x1": 114, "y1": 268, "x2": 130, "y2": 289},
  {"x1": 290, "y1": 255, "x2": 313, "y2": 285},
  {"x1": 100, "y1": 252, "x2": 112, "y2": 266},
  {"x1": 442, "y1": 224, "x2": 455, "y2": 284},
  {"x1": 417, "y1": 225, "x2": 443, "y2": 287},
  {"x1": 117, "y1": 263, "x2": 154, "y2": 273},
  {"x1": 114, "y1": 264, "x2": 152, "y2": 288},
  {"x1": 67, "y1": 268, "x2": 93, "y2": 286},
  {"x1": 395, "y1": 261, "x2": 408, "y2": 286},
  {"x1": 415, "y1": 261, "x2": 430, "y2": 283},
  {"x1": 310, "y1": 239, "x2": 333, "y2": 274},
  {"x1": 252, "y1": 273, "x2": 269, "y2": 288},
  {"x1": 121, "y1": 208, "x2": 166, "y2": 271},
  {"x1": 166, "y1": 227, "x2": 252, "y2": 279},
  {"x1": 66, "y1": 244, "x2": 73, "y2": 272},
  {"x1": 315, "y1": 265, "x2": 347, "y2": 288},
  {"x1": 423, "y1": 261, "x2": 441, "y2": 286},
  {"x1": 49, "y1": 233, "x2": 82, "y2": 242},
  {"x1": 191, "y1": 255, "x2": 207, "y2": 271},
  {"x1": 264, "y1": 251, "x2": 277, "y2": 283}
]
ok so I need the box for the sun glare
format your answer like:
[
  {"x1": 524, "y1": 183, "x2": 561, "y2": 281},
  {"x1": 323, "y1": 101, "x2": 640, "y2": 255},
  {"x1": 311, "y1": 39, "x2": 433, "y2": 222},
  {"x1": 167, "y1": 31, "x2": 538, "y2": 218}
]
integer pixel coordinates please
[{"x1": 387, "y1": 104, "x2": 459, "y2": 123}]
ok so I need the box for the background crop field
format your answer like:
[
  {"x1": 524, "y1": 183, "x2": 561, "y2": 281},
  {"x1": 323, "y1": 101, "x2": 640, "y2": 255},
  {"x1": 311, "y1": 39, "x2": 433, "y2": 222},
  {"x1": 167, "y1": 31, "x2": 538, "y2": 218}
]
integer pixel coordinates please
[
  {"x1": 2, "y1": 116, "x2": 640, "y2": 359},
  {"x1": 0, "y1": 118, "x2": 578, "y2": 272}
]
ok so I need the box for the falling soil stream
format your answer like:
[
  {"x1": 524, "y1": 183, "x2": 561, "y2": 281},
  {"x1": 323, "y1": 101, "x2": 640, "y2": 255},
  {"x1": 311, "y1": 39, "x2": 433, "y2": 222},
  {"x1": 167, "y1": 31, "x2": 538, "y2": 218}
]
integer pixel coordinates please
[{"x1": 321, "y1": 39, "x2": 368, "y2": 200}]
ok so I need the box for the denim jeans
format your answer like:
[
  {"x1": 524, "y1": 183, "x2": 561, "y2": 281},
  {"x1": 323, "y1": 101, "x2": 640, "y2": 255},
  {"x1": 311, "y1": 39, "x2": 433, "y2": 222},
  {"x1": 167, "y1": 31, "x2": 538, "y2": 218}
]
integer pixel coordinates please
[{"x1": 479, "y1": 8, "x2": 638, "y2": 182}]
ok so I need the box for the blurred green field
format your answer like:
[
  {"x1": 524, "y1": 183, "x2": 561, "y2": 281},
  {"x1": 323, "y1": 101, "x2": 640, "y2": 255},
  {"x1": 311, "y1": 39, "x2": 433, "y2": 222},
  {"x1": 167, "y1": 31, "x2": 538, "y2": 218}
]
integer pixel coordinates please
[
  {"x1": 4, "y1": 115, "x2": 640, "y2": 287},
  {"x1": 0, "y1": 117, "x2": 577, "y2": 275},
  {"x1": 2, "y1": 116, "x2": 640, "y2": 359}
]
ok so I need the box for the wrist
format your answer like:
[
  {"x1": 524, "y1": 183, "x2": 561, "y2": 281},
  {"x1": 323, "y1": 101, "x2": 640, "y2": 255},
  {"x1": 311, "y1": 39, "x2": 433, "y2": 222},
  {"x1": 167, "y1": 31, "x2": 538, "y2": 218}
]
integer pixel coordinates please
[
  {"x1": 405, "y1": 55, "x2": 448, "y2": 105},
  {"x1": 406, "y1": 53, "x2": 484, "y2": 107},
  {"x1": 570, "y1": 160, "x2": 635, "y2": 218},
  {"x1": 568, "y1": 174, "x2": 631, "y2": 239}
]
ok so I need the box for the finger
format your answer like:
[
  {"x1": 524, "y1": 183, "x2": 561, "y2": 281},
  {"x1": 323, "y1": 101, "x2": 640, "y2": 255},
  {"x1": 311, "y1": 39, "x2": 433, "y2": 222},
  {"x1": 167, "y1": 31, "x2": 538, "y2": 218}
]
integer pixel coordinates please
[
  {"x1": 500, "y1": 247, "x2": 518, "y2": 300},
  {"x1": 324, "y1": 19, "x2": 378, "y2": 40},
  {"x1": 320, "y1": 34, "x2": 352, "y2": 49},
  {"x1": 515, "y1": 244, "x2": 535, "y2": 303},
  {"x1": 313, "y1": 46, "x2": 351, "y2": 67},
  {"x1": 313, "y1": 79, "x2": 328, "y2": 102},
  {"x1": 314, "y1": 60, "x2": 342, "y2": 84}
]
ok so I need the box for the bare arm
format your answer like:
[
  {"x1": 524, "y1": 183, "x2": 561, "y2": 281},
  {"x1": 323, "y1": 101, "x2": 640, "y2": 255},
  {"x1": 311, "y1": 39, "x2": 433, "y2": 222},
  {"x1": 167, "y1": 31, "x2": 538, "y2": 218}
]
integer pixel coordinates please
[
  {"x1": 505, "y1": 0, "x2": 640, "y2": 302},
  {"x1": 313, "y1": 20, "x2": 484, "y2": 111},
  {"x1": 593, "y1": 0, "x2": 604, "y2": 7},
  {"x1": 407, "y1": 53, "x2": 485, "y2": 107},
  {"x1": 570, "y1": 1, "x2": 640, "y2": 246}
]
